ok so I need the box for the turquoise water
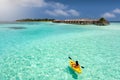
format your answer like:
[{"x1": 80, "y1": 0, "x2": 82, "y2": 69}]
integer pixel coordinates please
[{"x1": 0, "y1": 22, "x2": 120, "y2": 80}]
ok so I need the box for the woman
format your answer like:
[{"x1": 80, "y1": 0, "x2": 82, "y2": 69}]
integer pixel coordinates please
[{"x1": 72, "y1": 61, "x2": 80, "y2": 68}]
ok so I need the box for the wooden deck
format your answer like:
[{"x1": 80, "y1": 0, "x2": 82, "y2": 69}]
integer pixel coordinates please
[{"x1": 52, "y1": 18, "x2": 109, "y2": 25}]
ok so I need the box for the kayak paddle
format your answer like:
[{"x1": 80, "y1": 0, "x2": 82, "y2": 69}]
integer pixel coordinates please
[
  {"x1": 81, "y1": 66, "x2": 84, "y2": 69},
  {"x1": 68, "y1": 57, "x2": 72, "y2": 60}
]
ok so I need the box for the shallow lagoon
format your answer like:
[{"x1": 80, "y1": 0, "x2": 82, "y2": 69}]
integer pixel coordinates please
[{"x1": 0, "y1": 22, "x2": 120, "y2": 80}]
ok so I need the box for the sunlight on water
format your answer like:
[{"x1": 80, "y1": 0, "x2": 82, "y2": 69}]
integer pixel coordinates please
[{"x1": 0, "y1": 22, "x2": 120, "y2": 80}]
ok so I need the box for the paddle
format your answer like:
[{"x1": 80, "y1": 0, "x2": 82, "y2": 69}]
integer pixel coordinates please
[
  {"x1": 68, "y1": 57, "x2": 72, "y2": 60},
  {"x1": 68, "y1": 57, "x2": 84, "y2": 69},
  {"x1": 81, "y1": 66, "x2": 84, "y2": 69}
]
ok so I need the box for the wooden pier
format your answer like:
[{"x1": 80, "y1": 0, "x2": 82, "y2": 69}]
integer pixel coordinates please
[{"x1": 52, "y1": 18, "x2": 109, "y2": 26}]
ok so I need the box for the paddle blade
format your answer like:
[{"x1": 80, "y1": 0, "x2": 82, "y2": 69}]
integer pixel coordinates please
[
  {"x1": 81, "y1": 66, "x2": 84, "y2": 69},
  {"x1": 68, "y1": 57, "x2": 72, "y2": 60}
]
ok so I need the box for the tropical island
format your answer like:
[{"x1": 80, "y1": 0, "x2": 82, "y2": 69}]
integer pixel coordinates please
[
  {"x1": 16, "y1": 18, "x2": 109, "y2": 26},
  {"x1": 16, "y1": 18, "x2": 55, "y2": 22}
]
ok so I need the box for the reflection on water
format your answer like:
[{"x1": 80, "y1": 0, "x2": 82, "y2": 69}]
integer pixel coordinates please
[
  {"x1": 0, "y1": 26, "x2": 27, "y2": 30},
  {"x1": 7, "y1": 27, "x2": 26, "y2": 30},
  {"x1": 67, "y1": 66, "x2": 78, "y2": 79}
]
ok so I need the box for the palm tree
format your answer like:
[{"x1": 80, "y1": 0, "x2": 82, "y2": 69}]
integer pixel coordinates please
[
  {"x1": 99, "y1": 17, "x2": 106, "y2": 22},
  {"x1": 98, "y1": 17, "x2": 109, "y2": 25}
]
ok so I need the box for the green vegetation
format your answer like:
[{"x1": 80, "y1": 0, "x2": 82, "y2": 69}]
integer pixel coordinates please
[
  {"x1": 99, "y1": 17, "x2": 107, "y2": 22},
  {"x1": 98, "y1": 17, "x2": 109, "y2": 25},
  {"x1": 16, "y1": 18, "x2": 55, "y2": 22}
]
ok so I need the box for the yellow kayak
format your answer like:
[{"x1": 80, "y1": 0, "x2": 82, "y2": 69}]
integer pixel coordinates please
[{"x1": 69, "y1": 60, "x2": 82, "y2": 73}]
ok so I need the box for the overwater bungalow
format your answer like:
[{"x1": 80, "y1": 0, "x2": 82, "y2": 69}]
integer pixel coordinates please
[{"x1": 53, "y1": 18, "x2": 109, "y2": 26}]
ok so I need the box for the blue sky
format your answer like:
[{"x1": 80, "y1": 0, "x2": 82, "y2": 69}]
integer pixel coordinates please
[{"x1": 0, "y1": 0, "x2": 120, "y2": 21}]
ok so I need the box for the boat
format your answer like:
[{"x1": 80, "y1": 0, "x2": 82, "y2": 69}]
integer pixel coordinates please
[{"x1": 69, "y1": 59, "x2": 82, "y2": 73}]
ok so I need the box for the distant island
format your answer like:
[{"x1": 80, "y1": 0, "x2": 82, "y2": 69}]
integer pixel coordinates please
[
  {"x1": 16, "y1": 18, "x2": 109, "y2": 26},
  {"x1": 16, "y1": 18, "x2": 55, "y2": 22}
]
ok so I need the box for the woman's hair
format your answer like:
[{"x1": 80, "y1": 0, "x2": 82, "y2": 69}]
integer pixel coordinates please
[{"x1": 76, "y1": 61, "x2": 79, "y2": 66}]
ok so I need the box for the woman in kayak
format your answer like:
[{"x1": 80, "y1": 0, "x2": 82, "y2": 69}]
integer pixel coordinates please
[{"x1": 72, "y1": 61, "x2": 80, "y2": 68}]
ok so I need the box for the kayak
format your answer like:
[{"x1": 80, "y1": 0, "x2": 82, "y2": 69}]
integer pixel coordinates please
[{"x1": 69, "y1": 60, "x2": 82, "y2": 73}]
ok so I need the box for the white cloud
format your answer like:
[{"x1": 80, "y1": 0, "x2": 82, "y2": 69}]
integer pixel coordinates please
[
  {"x1": 113, "y1": 8, "x2": 120, "y2": 14},
  {"x1": 0, "y1": 0, "x2": 80, "y2": 21},
  {"x1": 45, "y1": 3, "x2": 80, "y2": 17},
  {"x1": 68, "y1": 9, "x2": 80, "y2": 16},
  {"x1": 0, "y1": 0, "x2": 47, "y2": 21},
  {"x1": 102, "y1": 12, "x2": 116, "y2": 18},
  {"x1": 101, "y1": 8, "x2": 120, "y2": 19},
  {"x1": 45, "y1": 9, "x2": 80, "y2": 17},
  {"x1": 0, "y1": 0, "x2": 46, "y2": 11},
  {"x1": 0, "y1": 0, "x2": 21, "y2": 21},
  {"x1": 0, "y1": 0, "x2": 47, "y2": 7},
  {"x1": 46, "y1": 9, "x2": 69, "y2": 16},
  {"x1": 19, "y1": 0, "x2": 46, "y2": 7},
  {"x1": 49, "y1": 2, "x2": 67, "y2": 9}
]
